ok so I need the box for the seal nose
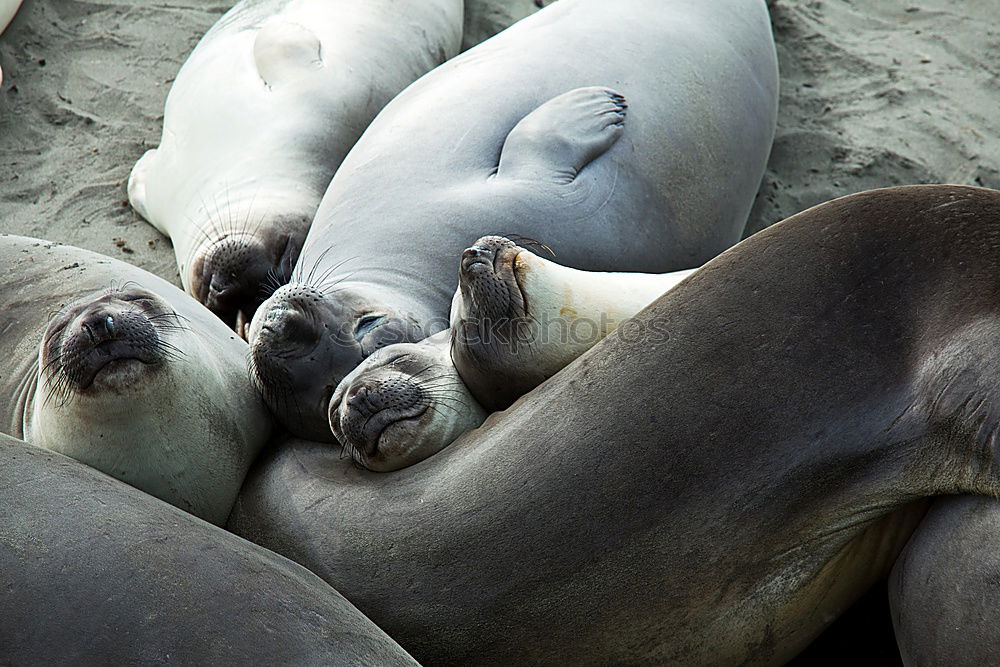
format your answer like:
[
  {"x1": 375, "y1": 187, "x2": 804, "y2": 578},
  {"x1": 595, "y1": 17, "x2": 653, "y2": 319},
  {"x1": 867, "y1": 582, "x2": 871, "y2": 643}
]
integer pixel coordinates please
[
  {"x1": 208, "y1": 271, "x2": 237, "y2": 300},
  {"x1": 256, "y1": 303, "x2": 318, "y2": 348},
  {"x1": 346, "y1": 384, "x2": 376, "y2": 417},
  {"x1": 461, "y1": 246, "x2": 494, "y2": 273},
  {"x1": 80, "y1": 309, "x2": 120, "y2": 343}
]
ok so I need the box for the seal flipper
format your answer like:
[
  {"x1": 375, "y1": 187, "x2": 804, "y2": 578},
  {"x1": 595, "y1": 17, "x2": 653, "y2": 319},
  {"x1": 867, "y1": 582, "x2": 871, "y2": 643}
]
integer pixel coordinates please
[
  {"x1": 495, "y1": 86, "x2": 627, "y2": 184},
  {"x1": 253, "y1": 20, "x2": 323, "y2": 88}
]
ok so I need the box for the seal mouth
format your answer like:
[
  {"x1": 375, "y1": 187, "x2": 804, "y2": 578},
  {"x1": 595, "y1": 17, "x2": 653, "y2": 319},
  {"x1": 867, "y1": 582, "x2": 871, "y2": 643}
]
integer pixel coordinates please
[
  {"x1": 190, "y1": 235, "x2": 268, "y2": 330},
  {"x1": 70, "y1": 342, "x2": 162, "y2": 391},
  {"x1": 41, "y1": 286, "x2": 184, "y2": 400},
  {"x1": 329, "y1": 375, "x2": 427, "y2": 462}
]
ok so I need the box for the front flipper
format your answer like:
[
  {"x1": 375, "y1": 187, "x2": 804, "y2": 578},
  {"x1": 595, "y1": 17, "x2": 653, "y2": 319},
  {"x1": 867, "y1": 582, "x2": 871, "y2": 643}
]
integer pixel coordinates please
[{"x1": 496, "y1": 86, "x2": 627, "y2": 184}]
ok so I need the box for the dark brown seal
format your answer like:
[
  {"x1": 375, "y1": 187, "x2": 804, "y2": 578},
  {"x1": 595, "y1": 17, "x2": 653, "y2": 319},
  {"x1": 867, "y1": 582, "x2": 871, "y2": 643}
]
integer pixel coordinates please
[{"x1": 232, "y1": 185, "x2": 1000, "y2": 663}]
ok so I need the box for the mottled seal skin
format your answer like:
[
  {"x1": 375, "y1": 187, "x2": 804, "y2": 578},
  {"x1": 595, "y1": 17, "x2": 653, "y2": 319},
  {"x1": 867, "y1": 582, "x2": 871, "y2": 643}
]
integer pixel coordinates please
[
  {"x1": 0, "y1": 432, "x2": 417, "y2": 665},
  {"x1": 451, "y1": 235, "x2": 694, "y2": 411},
  {"x1": 233, "y1": 185, "x2": 1000, "y2": 664},
  {"x1": 0, "y1": 235, "x2": 271, "y2": 525},
  {"x1": 128, "y1": 0, "x2": 463, "y2": 332},
  {"x1": 889, "y1": 496, "x2": 1000, "y2": 666},
  {"x1": 249, "y1": 0, "x2": 779, "y2": 440}
]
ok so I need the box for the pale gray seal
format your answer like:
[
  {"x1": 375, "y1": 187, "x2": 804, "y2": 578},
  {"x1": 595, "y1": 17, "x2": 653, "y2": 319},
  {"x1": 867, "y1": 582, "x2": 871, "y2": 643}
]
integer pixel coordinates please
[
  {"x1": 0, "y1": 431, "x2": 416, "y2": 665},
  {"x1": 0, "y1": 235, "x2": 271, "y2": 524},
  {"x1": 248, "y1": 0, "x2": 779, "y2": 439},
  {"x1": 128, "y1": 0, "x2": 463, "y2": 331},
  {"x1": 451, "y1": 234, "x2": 694, "y2": 410},
  {"x1": 233, "y1": 185, "x2": 1000, "y2": 663}
]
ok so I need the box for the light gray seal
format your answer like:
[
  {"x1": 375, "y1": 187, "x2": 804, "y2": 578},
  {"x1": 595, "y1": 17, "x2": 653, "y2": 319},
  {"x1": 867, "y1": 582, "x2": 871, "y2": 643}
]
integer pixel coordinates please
[
  {"x1": 0, "y1": 431, "x2": 416, "y2": 665},
  {"x1": 248, "y1": 0, "x2": 779, "y2": 439},
  {"x1": 233, "y1": 185, "x2": 1000, "y2": 663},
  {"x1": 0, "y1": 235, "x2": 271, "y2": 525},
  {"x1": 128, "y1": 0, "x2": 463, "y2": 332}
]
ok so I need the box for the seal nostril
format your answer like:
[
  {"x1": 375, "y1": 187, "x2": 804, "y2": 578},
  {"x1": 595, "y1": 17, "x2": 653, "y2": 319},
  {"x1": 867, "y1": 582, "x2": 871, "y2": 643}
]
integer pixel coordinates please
[{"x1": 461, "y1": 247, "x2": 493, "y2": 273}]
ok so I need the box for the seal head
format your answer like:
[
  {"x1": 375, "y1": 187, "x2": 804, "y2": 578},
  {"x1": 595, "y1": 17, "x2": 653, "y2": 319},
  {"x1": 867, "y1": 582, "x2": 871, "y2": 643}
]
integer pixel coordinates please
[
  {"x1": 187, "y1": 220, "x2": 303, "y2": 335},
  {"x1": 451, "y1": 235, "x2": 540, "y2": 409},
  {"x1": 249, "y1": 281, "x2": 429, "y2": 441},
  {"x1": 328, "y1": 332, "x2": 485, "y2": 471},
  {"x1": 29, "y1": 282, "x2": 270, "y2": 525}
]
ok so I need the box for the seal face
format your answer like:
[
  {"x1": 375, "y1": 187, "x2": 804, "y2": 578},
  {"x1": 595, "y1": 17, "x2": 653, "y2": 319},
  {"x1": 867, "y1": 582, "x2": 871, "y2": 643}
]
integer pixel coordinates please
[
  {"x1": 451, "y1": 236, "x2": 540, "y2": 409},
  {"x1": 187, "y1": 221, "x2": 303, "y2": 335},
  {"x1": 328, "y1": 333, "x2": 485, "y2": 471},
  {"x1": 248, "y1": 281, "x2": 428, "y2": 441},
  {"x1": 40, "y1": 285, "x2": 183, "y2": 398}
]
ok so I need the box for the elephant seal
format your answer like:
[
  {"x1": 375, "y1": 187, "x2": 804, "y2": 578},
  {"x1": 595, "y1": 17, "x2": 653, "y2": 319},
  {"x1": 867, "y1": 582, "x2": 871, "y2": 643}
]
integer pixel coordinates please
[
  {"x1": 889, "y1": 496, "x2": 1000, "y2": 665},
  {"x1": 330, "y1": 235, "x2": 693, "y2": 470},
  {"x1": 0, "y1": 432, "x2": 416, "y2": 665},
  {"x1": 234, "y1": 184, "x2": 1000, "y2": 664},
  {"x1": 128, "y1": 0, "x2": 463, "y2": 331},
  {"x1": 452, "y1": 234, "x2": 695, "y2": 410},
  {"x1": 0, "y1": 235, "x2": 271, "y2": 525},
  {"x1": 248, "y1": 0, "x2": 779, "y2": 439}
]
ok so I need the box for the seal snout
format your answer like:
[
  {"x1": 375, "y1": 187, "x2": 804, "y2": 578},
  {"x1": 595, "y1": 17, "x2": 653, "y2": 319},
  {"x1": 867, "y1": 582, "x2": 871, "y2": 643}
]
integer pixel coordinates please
[
  {"x1": 331, "y1": 373, "x2": 424, "y2": 459},
  {"x1": 250, "y1": 285, "x2": 326, "y2": 352},
  {"x1": 193, "y1": 235, "x2": 271, "y2": 333},
  {"x1": 460, "y1": 236, "x2": 519, "y2": 277},
  {"x1": 50, "y1": 303, "x2": 166, "y2": 393}
]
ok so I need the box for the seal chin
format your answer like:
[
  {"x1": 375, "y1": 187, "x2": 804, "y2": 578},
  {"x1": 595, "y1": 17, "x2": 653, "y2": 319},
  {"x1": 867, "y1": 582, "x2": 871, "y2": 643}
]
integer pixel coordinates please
[{"x1": 40, "y1": 286, "x2": 181, "y2": 399}]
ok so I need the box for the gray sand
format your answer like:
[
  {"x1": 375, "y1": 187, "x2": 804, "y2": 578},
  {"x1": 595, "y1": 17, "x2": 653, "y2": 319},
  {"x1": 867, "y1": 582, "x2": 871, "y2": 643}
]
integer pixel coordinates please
[{"x1": 1, "y1": 0, "x2": 999, "y2": 281}]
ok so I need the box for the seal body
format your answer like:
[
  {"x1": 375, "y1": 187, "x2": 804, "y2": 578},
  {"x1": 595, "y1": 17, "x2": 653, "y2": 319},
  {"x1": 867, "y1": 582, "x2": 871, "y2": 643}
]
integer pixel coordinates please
[
  {"x1": 249, "y1": 0, "x2": 780, "y2": 439},
  {"x1": 128, "y1": 0, "x2": 463, "y2": 330},
  {"x1": 889, "y1": 496, "x2": 1000, "y2": 666},
  {"x1": 0, "y1": 235, "x2": 271, "y2": 525},
  {"x1": 233, "y1": 185, "x2": 1000, "y2": 664},
  {"x1": 0, "y1": 432, "x2": 417, "y2": 665}
]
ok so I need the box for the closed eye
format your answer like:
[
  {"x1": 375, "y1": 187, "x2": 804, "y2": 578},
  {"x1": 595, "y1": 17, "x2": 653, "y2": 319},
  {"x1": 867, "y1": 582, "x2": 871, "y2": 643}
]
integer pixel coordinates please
[{"x1": 355, "y1": 314, "x2": 386, "y2": 336}]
